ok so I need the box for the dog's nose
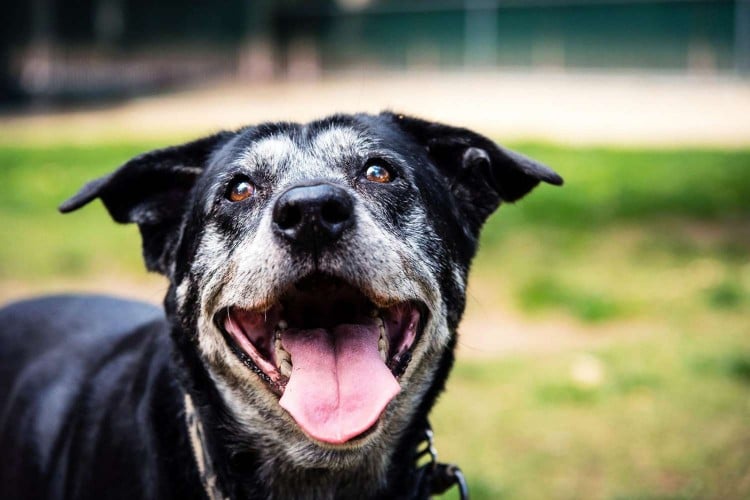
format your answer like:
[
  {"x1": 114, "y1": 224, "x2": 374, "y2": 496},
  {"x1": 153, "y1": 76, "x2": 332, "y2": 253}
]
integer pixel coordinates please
[{"x1": 272, "y1": 184, "x2": 354, "y2": 249}]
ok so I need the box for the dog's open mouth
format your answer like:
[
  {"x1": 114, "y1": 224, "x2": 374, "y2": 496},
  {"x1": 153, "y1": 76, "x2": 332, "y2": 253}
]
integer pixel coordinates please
[{"x1": 217, "y1": 274, "x2": 425, "y2": 445}]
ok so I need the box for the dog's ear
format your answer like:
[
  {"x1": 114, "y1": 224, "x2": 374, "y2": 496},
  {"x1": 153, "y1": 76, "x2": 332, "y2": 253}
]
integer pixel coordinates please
[
  {"x1": 386, "y1": 112, "x2": 562, "y2": 231},
  {"x1": 59, "y1": 131, "x2": 233, "y2": 274}
]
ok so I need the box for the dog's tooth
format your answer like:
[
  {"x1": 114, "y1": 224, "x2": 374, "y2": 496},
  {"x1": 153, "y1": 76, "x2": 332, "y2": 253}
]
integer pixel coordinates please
[
  {"x1": 376, "y1": 317, "x2": 386, "y2": 337},
  {"x1": 378, "y1": 336, "x2": 388, "y2": 363},
  {"x1": 376, "y1": 316, "x2": 385, "y2": 334},
  {"x1": 378, "y1": 319, "x2": 389, "y2": 362},
  {"x1": 275, "y1": 337, "x2": 290, "y2": 359},
  {"x1": 274, "y1": 329, "x2": 292, "y2": 374},
  {"x1": 367, "y1": 315, "x2": 382, "y2": 329},
  {"x1": 277, "y1": 348, "x2": 291, "y2": 367},
  {"x1": 279, "y1": 359, "x2": 292, "y2": 378}
]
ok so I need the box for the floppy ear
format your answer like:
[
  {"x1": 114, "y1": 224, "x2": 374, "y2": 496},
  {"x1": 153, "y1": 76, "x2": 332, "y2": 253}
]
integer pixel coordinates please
[
  {"x1": 386, "y1": 112, "x2": 563, "y2": 231},
  {"x1": 59, "y1": 131, "x2": 233, "y2": 275}
]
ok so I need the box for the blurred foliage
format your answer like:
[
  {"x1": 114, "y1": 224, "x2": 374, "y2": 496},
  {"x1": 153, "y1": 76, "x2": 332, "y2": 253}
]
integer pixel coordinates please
[{"x1": 1, "y1": 140, "x2": 749, "y2": 499}]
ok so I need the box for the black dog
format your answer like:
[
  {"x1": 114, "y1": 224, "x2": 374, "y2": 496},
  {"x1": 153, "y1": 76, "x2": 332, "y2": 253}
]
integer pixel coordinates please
[{"x1": 0, "y1": 112, "x2": 562, "y2": 499}]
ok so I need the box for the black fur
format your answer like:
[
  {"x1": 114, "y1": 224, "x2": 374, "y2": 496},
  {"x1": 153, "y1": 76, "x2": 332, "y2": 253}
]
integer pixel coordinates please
[{"x1": 0, "y1": 112, "x2": 562, "y2": 499}]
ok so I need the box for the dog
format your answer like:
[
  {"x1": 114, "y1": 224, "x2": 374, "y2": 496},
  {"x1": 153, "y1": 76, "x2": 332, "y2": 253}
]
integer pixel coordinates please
[{"x1": 0, "y1": 112, "x2": 562, "y2": 499}]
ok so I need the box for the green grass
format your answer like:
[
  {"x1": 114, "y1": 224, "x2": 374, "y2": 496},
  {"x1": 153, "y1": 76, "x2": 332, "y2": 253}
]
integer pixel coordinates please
[
  {"x1": 1, "y1": 141, "x2": 750, "y2": 499},
  {"x1": 0, "y1": 142, "x2": 162, "y2": 279},
  {"x1": 433, "y1": 322, "x2": 750, "y2": 500},
  {"x1": 488, "y1": 145, "x2": 750, "y2": 228}
]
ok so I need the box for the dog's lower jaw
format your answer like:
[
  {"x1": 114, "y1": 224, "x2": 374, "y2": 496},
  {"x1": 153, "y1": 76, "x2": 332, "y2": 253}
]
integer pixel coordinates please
[
  {"x1": 181, "y1": 358, "x2": 392, "y2": 499},
  {"x1": 186, "y1": 351, "x2": 446, "y2": 500}
]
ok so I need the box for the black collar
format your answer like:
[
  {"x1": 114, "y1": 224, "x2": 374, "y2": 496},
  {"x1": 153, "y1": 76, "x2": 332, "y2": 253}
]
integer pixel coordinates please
[
  {"x1": 183, "y1": 393, "x2": 469, "y2": 500},
  {"x1": 413, "y1": 424, "x2": 470, "y2": 500}
]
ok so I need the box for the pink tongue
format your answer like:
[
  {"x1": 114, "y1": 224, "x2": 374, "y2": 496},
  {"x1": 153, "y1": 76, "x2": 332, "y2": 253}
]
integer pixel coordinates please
[{"x1": 278, "y1": 324, "x2": 400, "y2": 444}]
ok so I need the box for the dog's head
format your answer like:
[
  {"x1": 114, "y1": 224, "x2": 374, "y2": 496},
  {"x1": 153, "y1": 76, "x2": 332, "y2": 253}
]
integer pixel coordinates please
[{"x1": 61, "y1": 112, "x2": 561, "y2": 475}]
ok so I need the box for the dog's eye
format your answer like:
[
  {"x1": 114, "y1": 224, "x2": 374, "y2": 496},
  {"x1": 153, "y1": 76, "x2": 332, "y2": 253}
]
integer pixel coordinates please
[
  {"x1": 227, "y1": 179, "x2": 255, "y2": 202},
  {"x1": 365, "y1": 163, "x2": 393, "y2": 183}
]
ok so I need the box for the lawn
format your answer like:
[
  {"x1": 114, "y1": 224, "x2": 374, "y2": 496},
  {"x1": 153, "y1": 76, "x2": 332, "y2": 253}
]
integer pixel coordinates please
[{"x1": 1, "y1": 140, "x2": 749, "y2": 499}]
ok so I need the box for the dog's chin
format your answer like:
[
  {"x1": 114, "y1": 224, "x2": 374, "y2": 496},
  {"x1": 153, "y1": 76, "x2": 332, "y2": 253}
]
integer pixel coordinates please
[{"x1": 213, "y1": 273, "x2": 427, "y2": 446}]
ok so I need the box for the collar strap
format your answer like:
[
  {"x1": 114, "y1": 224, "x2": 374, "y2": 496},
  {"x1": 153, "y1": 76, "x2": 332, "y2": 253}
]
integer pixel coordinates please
[
  {"x1": 184, "y1": 393, "x2": 228, "y2": 500},
  {"x1": 414, "y1": 424, "x2": 470, "y2": 500},
  {"x1": 184, "y1": 394, "x2": 468, "y2": 500}
]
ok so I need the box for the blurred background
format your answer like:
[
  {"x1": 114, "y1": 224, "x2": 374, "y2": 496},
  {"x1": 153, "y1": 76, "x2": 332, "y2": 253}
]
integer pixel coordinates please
[{"x1": 1, "y1": 0, "x2": 749, "y2": 498}]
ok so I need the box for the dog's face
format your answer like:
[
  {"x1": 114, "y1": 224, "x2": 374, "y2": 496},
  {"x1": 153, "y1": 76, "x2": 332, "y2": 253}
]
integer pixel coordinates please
[{"x1": 61, "y1": 112, "x2": 561, "y2": 475}]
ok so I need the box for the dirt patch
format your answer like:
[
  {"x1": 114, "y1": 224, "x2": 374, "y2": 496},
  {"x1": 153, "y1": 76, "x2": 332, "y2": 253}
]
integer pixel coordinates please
[
  {"x1": 2, "y1": 71, "x2": 749, "y2": 147},
  {"x1": 457, "y1": 295, "x2": 655, "y2": 358}
]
